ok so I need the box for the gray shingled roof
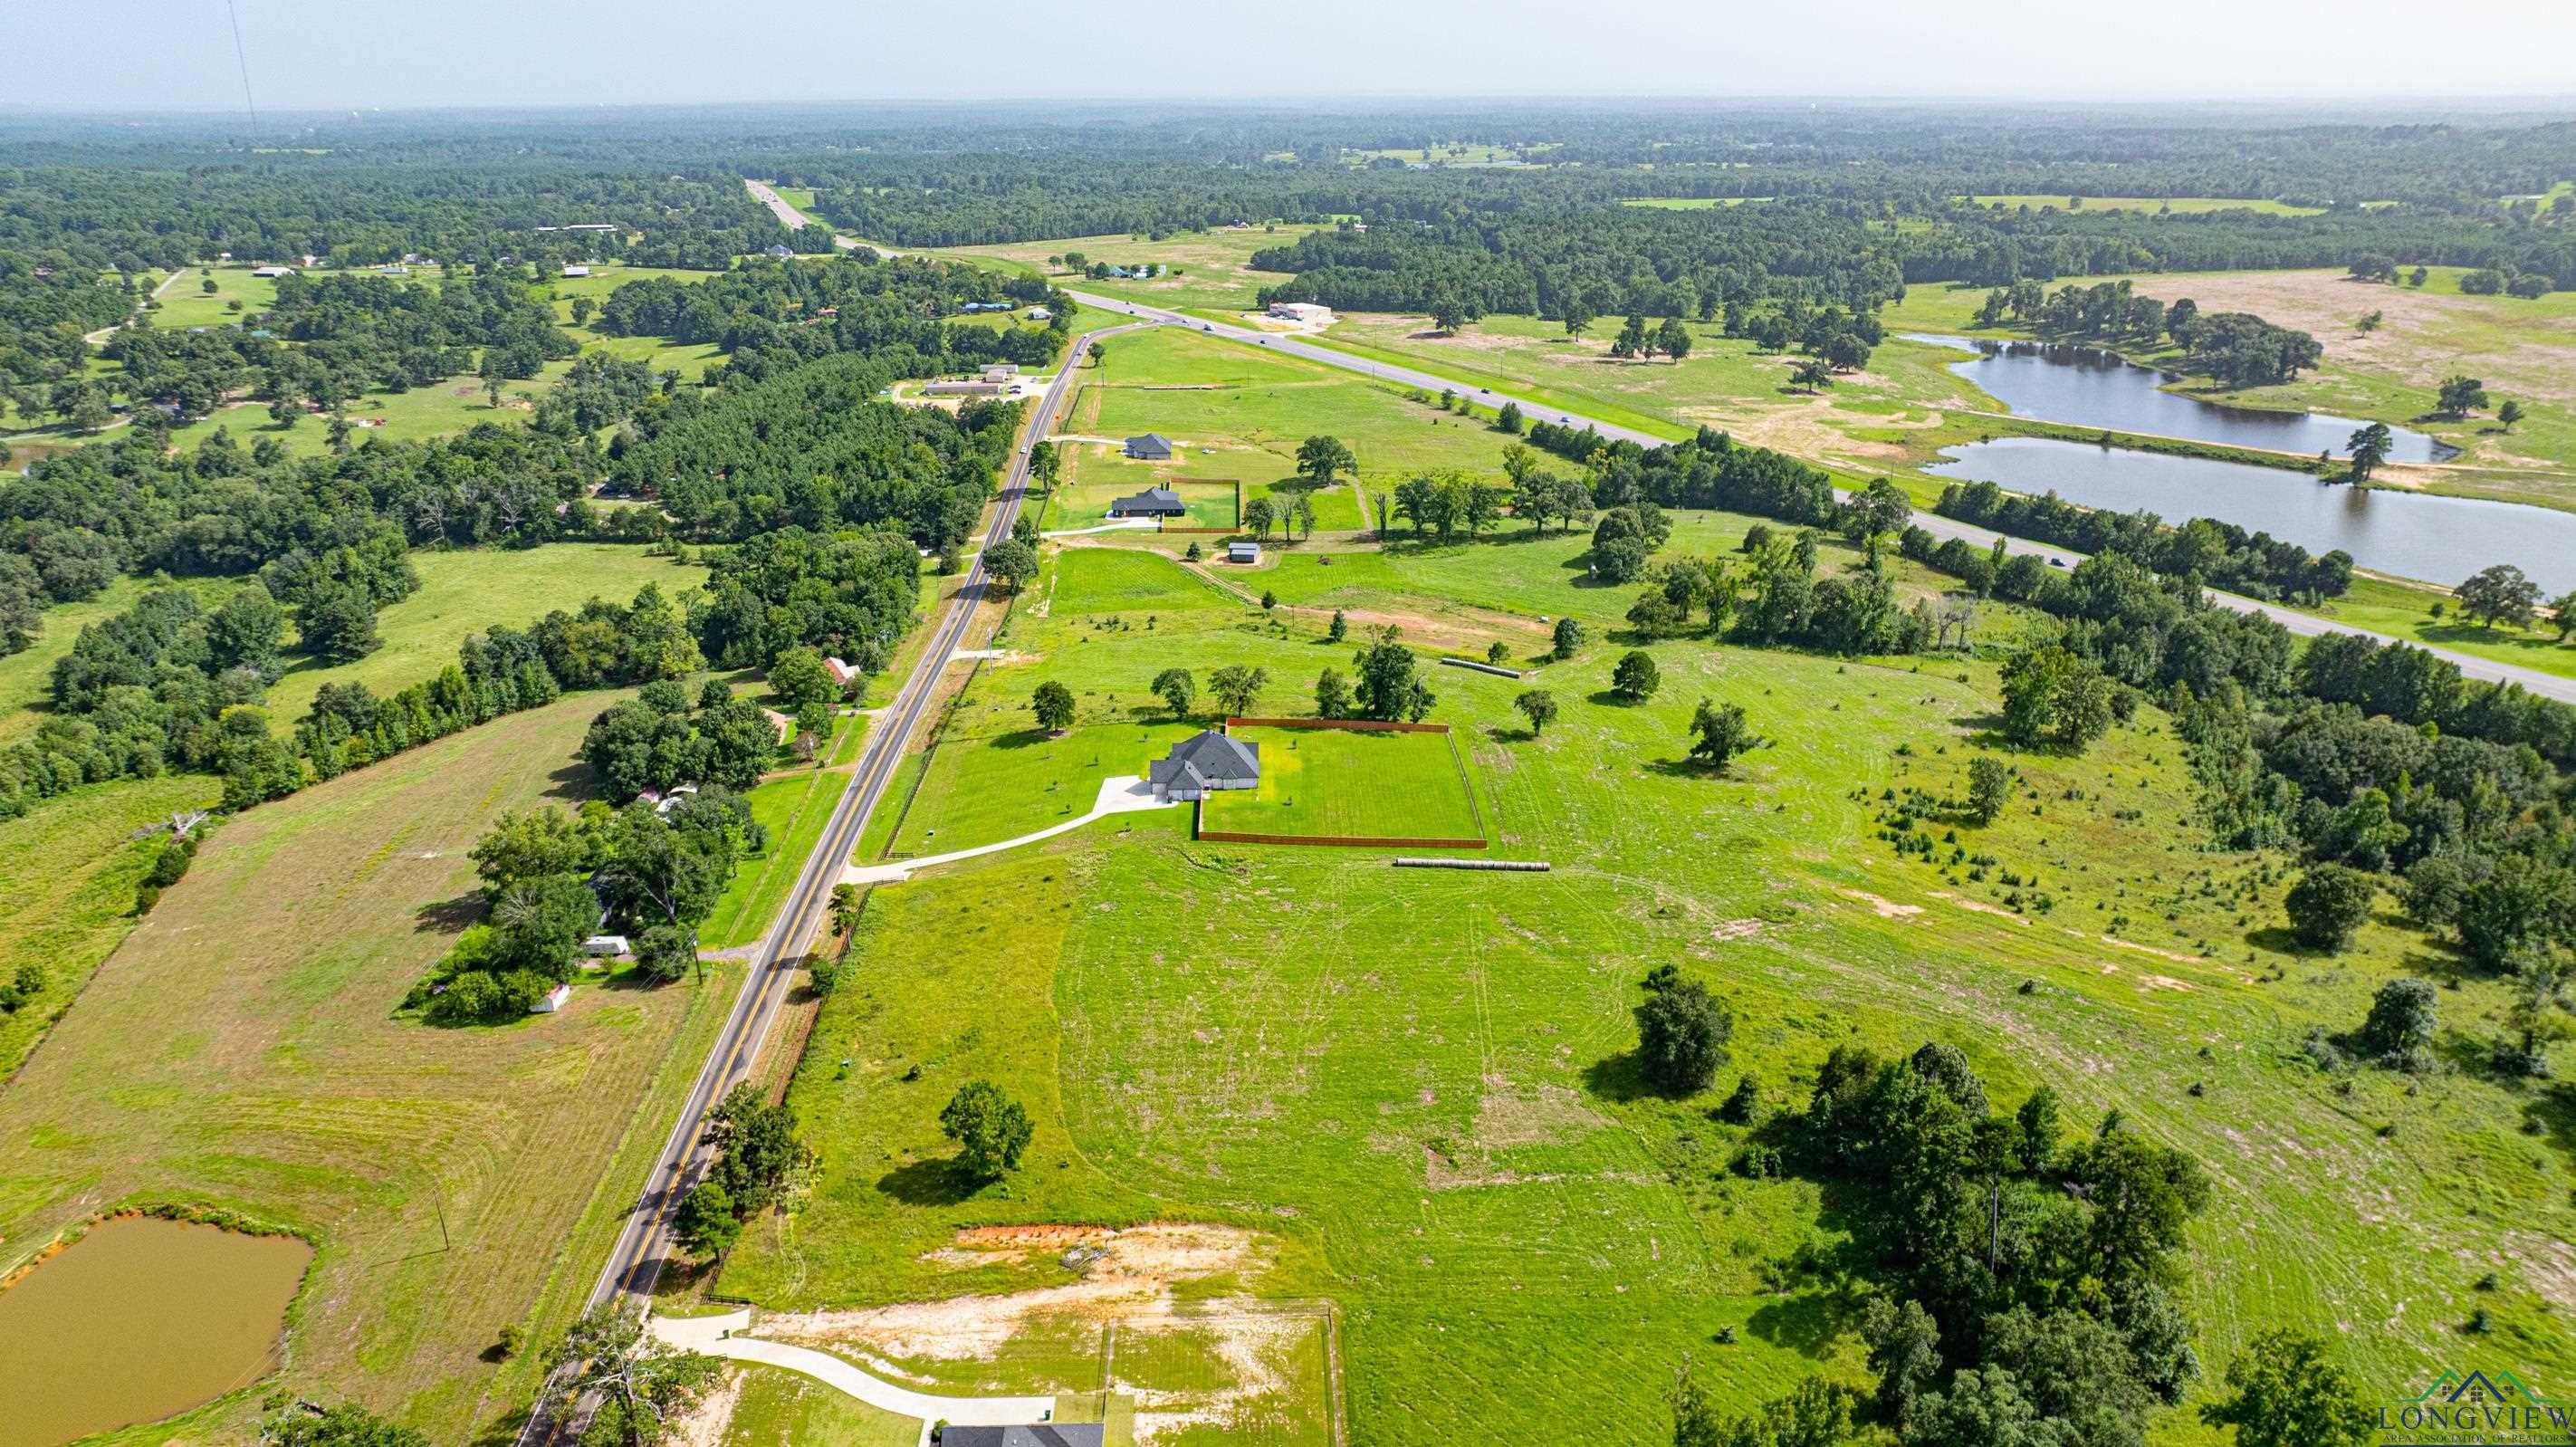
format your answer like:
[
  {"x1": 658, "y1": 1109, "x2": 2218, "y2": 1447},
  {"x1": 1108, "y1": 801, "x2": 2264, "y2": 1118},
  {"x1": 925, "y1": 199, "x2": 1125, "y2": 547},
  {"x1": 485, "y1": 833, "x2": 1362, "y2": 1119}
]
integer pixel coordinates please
[
  {"x1": 1149, "y1": 729, "x2": 1260, "y2": 791},
  {"x1": 939, "y1": 1426, "x2": 1106, "y2": 1447}
]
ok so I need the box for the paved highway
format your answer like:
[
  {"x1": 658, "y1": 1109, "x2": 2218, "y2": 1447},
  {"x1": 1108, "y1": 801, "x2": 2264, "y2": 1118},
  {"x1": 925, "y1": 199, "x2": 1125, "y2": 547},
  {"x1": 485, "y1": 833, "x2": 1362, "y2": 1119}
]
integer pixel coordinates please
[
  {"x1": 519, "y1": 312, "x2": 1151, "y2": 1444},
  {"x1": 745, "y1": 176, "x2": 2575, "y2": 704},
  {"x1": 1058, "y1": 289, "x2": 2576, "y2": 705}
]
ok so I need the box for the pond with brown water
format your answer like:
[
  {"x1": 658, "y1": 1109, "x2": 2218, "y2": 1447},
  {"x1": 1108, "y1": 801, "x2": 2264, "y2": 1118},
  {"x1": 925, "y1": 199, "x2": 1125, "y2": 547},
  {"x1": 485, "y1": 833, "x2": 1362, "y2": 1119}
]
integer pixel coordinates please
[{"x1": 0, "y1": 1214, "x2": 312, "y2": 1447}]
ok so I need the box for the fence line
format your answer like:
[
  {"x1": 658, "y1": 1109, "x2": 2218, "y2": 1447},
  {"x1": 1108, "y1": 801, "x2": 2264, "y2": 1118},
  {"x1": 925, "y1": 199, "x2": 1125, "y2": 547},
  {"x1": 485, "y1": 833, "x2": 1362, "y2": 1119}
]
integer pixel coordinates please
[{"x1": 1197, "y1": 829, "x2": 1490, "y2": 849}]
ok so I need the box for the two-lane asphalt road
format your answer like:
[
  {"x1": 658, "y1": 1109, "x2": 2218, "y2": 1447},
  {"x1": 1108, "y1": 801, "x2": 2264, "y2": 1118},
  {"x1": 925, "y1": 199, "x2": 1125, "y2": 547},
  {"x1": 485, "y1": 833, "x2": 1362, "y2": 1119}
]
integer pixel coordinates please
[
  {"x1": 579, "y1": 321, "x2": 1150, "y2": 1311},
  {"x1": 519, "y1": 312, "x2": 1155, "y2": 1446},
  {"x1": 1057, "y1": 289, "x2": 2576, "y2": 705}
]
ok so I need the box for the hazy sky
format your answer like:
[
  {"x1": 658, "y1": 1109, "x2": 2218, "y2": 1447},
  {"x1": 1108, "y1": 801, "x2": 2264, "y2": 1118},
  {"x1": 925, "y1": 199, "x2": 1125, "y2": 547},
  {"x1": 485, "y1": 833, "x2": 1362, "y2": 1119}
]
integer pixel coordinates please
[{"x1": 9, "y1": 0, "x2": 2576, "y2": 110}]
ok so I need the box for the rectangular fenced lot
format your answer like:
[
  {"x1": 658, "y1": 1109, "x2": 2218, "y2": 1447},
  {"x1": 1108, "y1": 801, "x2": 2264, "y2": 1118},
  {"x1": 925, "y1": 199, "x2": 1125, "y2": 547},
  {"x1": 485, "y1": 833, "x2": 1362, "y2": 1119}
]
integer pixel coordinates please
[{"x1": 1197, "y1": 719, "x2": 1487, "y2": 848}]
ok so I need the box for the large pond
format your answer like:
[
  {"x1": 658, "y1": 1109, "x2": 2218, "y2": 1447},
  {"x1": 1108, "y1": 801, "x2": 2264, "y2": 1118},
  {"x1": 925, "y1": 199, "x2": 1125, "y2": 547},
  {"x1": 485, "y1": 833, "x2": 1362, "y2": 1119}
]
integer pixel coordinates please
[
  {"x1": 1908, "y1": 333, "x2": 2456, "y2": 462},
  {"x1": 1926, "y1": 437, "x2": 2576, "y2": 594},
  {"x1": 0, "y1": 1215, "x2": 312, "y2": 1447}
]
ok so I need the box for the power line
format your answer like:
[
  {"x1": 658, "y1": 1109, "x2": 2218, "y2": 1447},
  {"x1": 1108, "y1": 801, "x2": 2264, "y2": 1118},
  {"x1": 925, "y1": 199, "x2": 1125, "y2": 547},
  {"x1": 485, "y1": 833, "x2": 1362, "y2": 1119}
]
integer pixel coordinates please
[{"x1": 224, "y1": 0, "x2": 258, "y2": 146}]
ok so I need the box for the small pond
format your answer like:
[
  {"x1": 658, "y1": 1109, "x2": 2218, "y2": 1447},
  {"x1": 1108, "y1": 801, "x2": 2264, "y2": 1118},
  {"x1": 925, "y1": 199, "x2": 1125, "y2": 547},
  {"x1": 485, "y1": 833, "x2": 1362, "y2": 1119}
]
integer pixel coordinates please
[
  {"x1": 1925, "y1": 436, "x2": 2576, "y2": 593},
  {"x1": 1907, "y1": 332, "x2": 2456, "y2": 463},
  {"x1": 0, "y1": 1215, "x2": 312, "y2": 1447}
]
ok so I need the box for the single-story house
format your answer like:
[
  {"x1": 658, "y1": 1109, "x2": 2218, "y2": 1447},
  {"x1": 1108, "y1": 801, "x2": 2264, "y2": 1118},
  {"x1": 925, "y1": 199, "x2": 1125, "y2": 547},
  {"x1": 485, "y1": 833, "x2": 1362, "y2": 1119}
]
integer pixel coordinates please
[
  {"x1": 250, "y1": 265, "x2": 294, "y2": 278},
  {"x1": 822, "y1": 656, "x2": 860, "y2": 688},
  {"x1": 1150, "y1": 729, "x2": 1261, "y2": 802},
  {"x1": 1228, "y1": 541, "x2": 1261, "y2": 564},
  {"x1": 1107, "y1": 485, "x2": 1187, "y2": 519},
  {"x1": 1124, "y1": 434, "x2": 1175, "y2": 461},
  {"x1": 582, "y1": 934, "x2": 630, "y2": 957},
  {"x1": 1266, "y1": 301, "x2": 1334, "y2": 324},
  {"x1": 531, "y1": 982, "x2": 574, "y2": 1014},
  {"x1": 560, "y1": 264, "x2": 591, "y2": 278},
  {"x1": 938, "y1": 1426, "x2": 1104, "y2": 1447},
  {"x1": 982, "y1": 362, "x2": 1020, "y2": 379}
]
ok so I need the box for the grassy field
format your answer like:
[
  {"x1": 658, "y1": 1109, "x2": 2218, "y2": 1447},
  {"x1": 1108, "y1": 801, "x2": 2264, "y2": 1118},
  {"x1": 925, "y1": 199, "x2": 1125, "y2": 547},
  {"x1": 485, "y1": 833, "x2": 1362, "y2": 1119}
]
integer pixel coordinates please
[
  {"x1": 1199, "y1": 724, "x2": 1484, "y2": 843},
  {"x1": 0, "y1": 775, "x2": 224, "y2": 1081},
  {"x1": 263, "y1": 544, "x2": 707, "y2": 725},
  {"x1": 0, "y1": 576, "x2": 243, "y2": 746},
  {"x1": 705, "y1": 1364, "x2": 916, "y2": 1447},
  {"x1": 713, "y1": 344, "x2": 2576, "y2": 1442},
  {"x1": 1058, "y1": 328, "x2": 1525, "y2": 533},
  {"x1": 700, "y1": 712, "x2": 869, "y2": 951},
  {"x1": 144, "y1": 264, "x2": 282, "y2": 331},
  {"x1": 0, "y1": 692, "x2": 728, "y2": 1442},
  {"x1": 919, "y1": 225, "x2": 1328, "y2": 314},
  {"x1": 1961, "y1": 195, "x2": 2329, "y2": 216},
  {"x1": 1045, "y1": 546, "x2": 1242, "y2": 615},
  {"x1": 2287, "y1": 572, "x2": 2576, "y2": 682},
  {"x1": 1880, "y1": 265, "x2": 2576, "y2": 508}
]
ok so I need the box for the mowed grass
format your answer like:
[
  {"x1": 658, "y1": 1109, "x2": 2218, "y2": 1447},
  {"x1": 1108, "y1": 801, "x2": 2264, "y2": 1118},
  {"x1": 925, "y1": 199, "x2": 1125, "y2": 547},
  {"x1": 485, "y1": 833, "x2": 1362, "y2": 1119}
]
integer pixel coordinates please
[
  {"x1": 1199, "y1": 724, "x2": 1484, "y2": 843},
  {"x1": 713, "y1": 1364, "x2": 916, "y2": 1447},
  {"x1": 2288, "y1": 572, "x2": 2576, "y2": 682},
  {"x1": 144, "y1": 264, "x2": 282, "y2": 331},
  {"x1": 1068, "y1": 328, "x2": 1522, "y2": 530},
  {"x1": 727, "y1": 474, "x2": 2576, "y2": 1444},
  {"x1": 264, "y1": 543, "x2": 707, "y2": 726},
  {"x1": 1045, "y1": 546, "x2": 1240, "y2": 616},
  {"x1": 0, "y1": 692, "x2": 727, "y2": 1442},
  {"x1": 0, "y1": 774, "x2": 224, "y2": 1080}
]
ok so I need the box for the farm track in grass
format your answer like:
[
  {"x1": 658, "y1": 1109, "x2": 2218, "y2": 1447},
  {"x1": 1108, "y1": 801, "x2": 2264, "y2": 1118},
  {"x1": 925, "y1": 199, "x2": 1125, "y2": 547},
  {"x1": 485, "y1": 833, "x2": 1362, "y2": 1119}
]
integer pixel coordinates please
[
  {"x1": 0, "y1": 691, "x2": 724, "y2": 1444},
  {"x1": 722, "y1": 466, "x2": 2576, "y2": 1442}
]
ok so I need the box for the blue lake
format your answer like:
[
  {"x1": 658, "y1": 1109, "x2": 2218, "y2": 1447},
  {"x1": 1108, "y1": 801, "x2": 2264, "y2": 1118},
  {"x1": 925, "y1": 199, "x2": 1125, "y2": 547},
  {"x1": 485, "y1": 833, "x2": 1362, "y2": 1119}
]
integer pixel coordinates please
[
  {"x1": 1924, "y1": 436, "x2": 2576, "y2": 593},
  {"x1": 1907, "y1": 333, "x2": 2456, "y2": 463}
]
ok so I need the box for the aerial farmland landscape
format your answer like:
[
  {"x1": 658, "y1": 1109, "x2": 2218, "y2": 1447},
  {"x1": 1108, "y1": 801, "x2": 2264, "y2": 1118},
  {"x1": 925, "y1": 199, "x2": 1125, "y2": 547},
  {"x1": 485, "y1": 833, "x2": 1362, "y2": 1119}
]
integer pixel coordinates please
[{"x1": 5, "y1": 5, "x2": 2576, "y2": 1446}]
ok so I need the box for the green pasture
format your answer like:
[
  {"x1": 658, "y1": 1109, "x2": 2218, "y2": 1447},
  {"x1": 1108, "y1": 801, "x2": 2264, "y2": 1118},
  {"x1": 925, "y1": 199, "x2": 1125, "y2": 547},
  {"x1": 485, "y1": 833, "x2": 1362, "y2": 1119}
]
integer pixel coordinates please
[
  {"x1": 923, "y1": 225, "x2": 1328, "y2": 314},
  {"x1": 1199, "y1": 724, "x2": 1484, "y2": 843},
  {"x1": 1068, "y1": 328, "x2": 1523, "y2": 528},
  {"x1": 0, "y1": 774, "x2": 224, "y2": 1081},
  {"x1": 264, "y1": 543, "x2": 707, "y2": 727},
  {"x1": 0, "y1": 694, "x2": 727, "y2": 1443},
  {"x1": 701, "y1": 713, "x2": 869, "y2": 950},
  {"x1": 719, "y1": 352, "x2": 2576, "y2": 1438},
  {"x1": 0, "y1": 576, "x2": 243, "y2": 746},
  {"x1": 144, "y1": 264, "x2": 282, "y2": 331},
  {"x1": 723, "y1": 487, "x2": 2576, "y2": 1441},
  {"x1": 1047, "y1": 546, "x2": 1240, "y2": 616}
]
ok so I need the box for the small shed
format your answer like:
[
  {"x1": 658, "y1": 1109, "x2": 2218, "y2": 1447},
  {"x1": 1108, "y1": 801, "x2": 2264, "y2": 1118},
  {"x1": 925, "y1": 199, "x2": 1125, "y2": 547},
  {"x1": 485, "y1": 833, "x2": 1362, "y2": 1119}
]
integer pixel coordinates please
[
  {"x1": 1124, "y1": 434, "x2": 1174, "y2": 461},
  {"x1": 531, "y1": 982, "x2": 573, "y2": 1014},
  {"x1": 1228, "y1": 541, "x2": 1261, "y2": 564},
  {"x1": 560, "y1": 264, "x2": 590, "y2": 277},
  {"x1": 1025, "y1": 306, "x2": 1052, "y2": 321}
]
